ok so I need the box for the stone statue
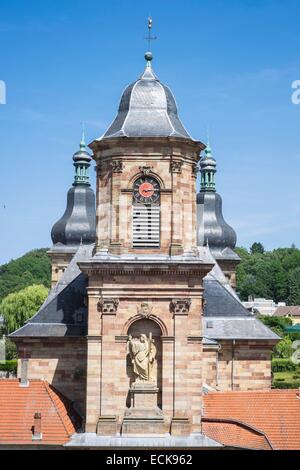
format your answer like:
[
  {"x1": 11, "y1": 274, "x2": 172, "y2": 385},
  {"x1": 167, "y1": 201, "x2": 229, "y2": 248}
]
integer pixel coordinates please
[{"x1": 127, "y1": 333, "x2": 157, "y2": 383}]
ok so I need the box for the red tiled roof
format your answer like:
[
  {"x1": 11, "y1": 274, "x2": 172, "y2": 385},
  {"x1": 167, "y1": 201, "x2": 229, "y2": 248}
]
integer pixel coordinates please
[
  {"x1": 274, "y1": 306, "x2": 300, "y2": 317},
  {"x1": 203, "y1": 389, "x2": 300, "y2": 450},
  {"x1": 202, "y1": 420, "x2": 272, "y2": 450},
  {"x1": 0, "y1": 379, "x2": 79, "y2": 446}
]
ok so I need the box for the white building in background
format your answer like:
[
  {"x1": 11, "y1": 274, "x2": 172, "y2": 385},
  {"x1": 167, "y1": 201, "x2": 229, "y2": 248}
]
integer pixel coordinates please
[{"x1": 242, "y1": 297, "x2": 286, "y2": 316}]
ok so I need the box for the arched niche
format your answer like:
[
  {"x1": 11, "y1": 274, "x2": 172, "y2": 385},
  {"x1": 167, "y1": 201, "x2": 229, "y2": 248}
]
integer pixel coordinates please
[{"x1": 126, "y1": 318, "x2": 163, "y2": 409}]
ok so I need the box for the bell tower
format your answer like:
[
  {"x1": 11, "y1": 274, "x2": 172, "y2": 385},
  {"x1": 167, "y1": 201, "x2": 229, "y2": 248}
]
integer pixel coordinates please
[{"x1": 80, "y1": 44, "x2": 214, "y2": 438}]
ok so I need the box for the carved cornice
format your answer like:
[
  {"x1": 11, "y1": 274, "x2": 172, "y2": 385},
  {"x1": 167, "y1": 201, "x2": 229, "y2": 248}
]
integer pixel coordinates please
[
  {"x1": 192, "y1": 163, "x2": 198, "y2": 178},
  {"x1": 79, "y1": 262, "x2": 214, "y2": 278},
  {"x1": 97, "y1": 297, "x2": 119, "y2": 315},
  {"x1": 111, "y1": 159, "x2": 123, "y2": 173},
  {"x1": 170, "y1": 161, "x2": 183, "y2": 174},
  {"x1": 170, "y1": 298, "x2": 192, "y2": 314}
]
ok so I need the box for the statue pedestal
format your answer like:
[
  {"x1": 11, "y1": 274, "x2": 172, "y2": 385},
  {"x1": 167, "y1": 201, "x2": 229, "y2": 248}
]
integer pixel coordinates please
[{"x1": 122, "y1": 382, "x2": 165, "y2": 436}]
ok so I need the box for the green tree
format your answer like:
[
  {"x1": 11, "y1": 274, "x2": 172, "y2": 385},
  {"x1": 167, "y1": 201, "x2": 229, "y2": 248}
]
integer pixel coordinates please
[
  {"x1": 0, "y1": 248, "x2": 51, "y2": 302},
  {"x1": 273, "y1": 336, "x2": 293, "y2": 359},
  {"x1": 287, "y1": 267, "x2": 300, "y2": 305},
  {"x1": 250, "y1": 242, "x2": 265, "y2": 254},
  {"x1": 0, "y1": 284, "x2": 49, "y2": 334}
]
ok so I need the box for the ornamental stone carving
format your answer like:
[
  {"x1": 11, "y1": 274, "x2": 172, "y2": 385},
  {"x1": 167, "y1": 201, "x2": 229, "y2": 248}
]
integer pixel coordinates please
[
  {"x1": 192, "y1": 163, "x2": 199, "y2": 178},
  {"x1": 192, "y1": 163, "x2": 198, "y2": 178},
  {"x1": 127, "y1": 333, "x2": 157, "y2": 383},
  {"x1": 137, "y1": 302, "x2": 153, "y2": 317},
  {"x1": 139, "y1": 165, "x2": 153, "y2": 176},
  {"x1": 97, "y1": 297, "x2": 119, "y2": 314},
  {"x1": 170, "y1": 161, "x2": 183, "y2": 174},
  {"x1": 111, "y1": 160, "x2": 123, "y2": 173},
  {"x1": 170, "y1": 298, "x2": 191, "y2": 314}
]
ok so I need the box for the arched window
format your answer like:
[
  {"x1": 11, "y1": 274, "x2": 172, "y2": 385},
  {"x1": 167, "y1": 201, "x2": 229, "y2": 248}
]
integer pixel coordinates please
[{"x1": 132, "y1": 175, "x2": 161, "y2": 248}]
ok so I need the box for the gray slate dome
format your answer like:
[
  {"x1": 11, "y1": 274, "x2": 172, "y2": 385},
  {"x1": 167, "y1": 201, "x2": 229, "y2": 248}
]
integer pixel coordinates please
[
  {"x1": 102, "y1": 54, "x2": 192, "y2": 140},
  {"x1": 197, "y1": 191, "x2": 237, "y2": 255},
  {"x1": 51, "y1": 136, "x2": 96, "y2": 247},
  {"x1": 51, "y1": 186, "x2": 96, "y2": 246},
  {"x1": 197, "y1": 144, "x2": 239, "y2": 262}
]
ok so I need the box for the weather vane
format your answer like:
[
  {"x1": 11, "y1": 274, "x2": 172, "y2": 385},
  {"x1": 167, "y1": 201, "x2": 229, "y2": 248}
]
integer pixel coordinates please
[{"x1": 145, "y1": 16, "x2": 157, "y2": 51}]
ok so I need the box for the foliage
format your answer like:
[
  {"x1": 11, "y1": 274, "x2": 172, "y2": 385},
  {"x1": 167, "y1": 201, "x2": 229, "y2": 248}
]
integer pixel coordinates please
[
  {"x1": 4, "y1": 337, "x2": 17, "y2": 360},
  {"x1": 287, "y1": 267, "x2": 300, "y2": 305},
  {"x1": 0, "y1": 359, "x2": 17, "y2": 372},
  {"x1": 272, "y1": 380, "x2": 300, "y2": 389},
  {"x1": 0, "y1": 248, "x2": 51, "y2": 302},
  {"x1": 250, "y1": 242, "x2": 265, "y2": 254},
  {"x1": 0, "y1": 284, "x2": 49, "y2": 334},
  {"x1": 273, "y1": 336, "x2": 294, "y2": 359},
  {"x1": 258, "y1": 315, "x2": 292, "y2": 337},
  {"x1": 272, "y1": 358, "x2": 297, "y2": 372},
  {"x1": 236, "y1": 245, "x2": 300, "y2": 303}
]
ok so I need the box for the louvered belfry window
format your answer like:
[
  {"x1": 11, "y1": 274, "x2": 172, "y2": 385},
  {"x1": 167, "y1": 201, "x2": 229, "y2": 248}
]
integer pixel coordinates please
[{"x1": 132, "y1": 176, "x2": 161, "y2": 248}]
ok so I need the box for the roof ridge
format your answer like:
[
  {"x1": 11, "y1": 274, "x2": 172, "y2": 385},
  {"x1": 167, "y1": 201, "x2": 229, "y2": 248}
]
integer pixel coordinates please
[
  {"x1": 43, "y1": 381, "x2": 73, "y2": 438},
  {"x1": 202, "y1": 417, "x2": 273, "y2": 449}
]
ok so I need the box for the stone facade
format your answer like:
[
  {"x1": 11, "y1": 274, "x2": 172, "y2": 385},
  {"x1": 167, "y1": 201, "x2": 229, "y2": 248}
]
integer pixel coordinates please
[
  {"x1": 217, "y1": 259, "x2": 240, "y2": 290},
  {"x1": 90, "y1": 137, "x2": 202, "y2": 256},
  {"x1": 80, "y1": 263, "x2": 209, "y2": 435},
  {"x1": 47, "y1": 249, "x2": 76, "y2": 287},
  {"x1": 15, "y1": 338, "x2": 87, "y2": 415},
  {"x1": 203, "y1": 341, "x2": 272, "y2": 391}
]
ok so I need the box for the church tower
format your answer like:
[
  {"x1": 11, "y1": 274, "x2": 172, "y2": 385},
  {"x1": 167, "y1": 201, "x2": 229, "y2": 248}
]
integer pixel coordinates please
[
  {"x1": 48, "y1": 133, "x2": 96, "y2": 286},
  {"x1": 79, "y1": 49, "x2": 215, "y2": 436},
  {"x1": 197, "y1": 143, "x2": 240, "y2": 288}
]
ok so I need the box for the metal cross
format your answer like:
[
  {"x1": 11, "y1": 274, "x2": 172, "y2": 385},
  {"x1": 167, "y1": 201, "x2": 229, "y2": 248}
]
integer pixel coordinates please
[{"x1": 145, "y1": 16, "x2": 157, "y2": 51}]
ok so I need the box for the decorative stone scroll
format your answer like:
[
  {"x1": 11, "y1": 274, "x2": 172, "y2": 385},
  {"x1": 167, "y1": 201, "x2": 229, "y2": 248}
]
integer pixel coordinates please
[
  {"x1": 111, "y1": 160, "x2": 123, "y2": 173},
  {"x1": 170, "y1": 161, "x2": 183, "y2": 174},
  {"x1": 97, "y1": 297, "x2": 119, "y2": 314},
  {"x1": 170, "y1": 298, "x2": 191, "y2": 314}
]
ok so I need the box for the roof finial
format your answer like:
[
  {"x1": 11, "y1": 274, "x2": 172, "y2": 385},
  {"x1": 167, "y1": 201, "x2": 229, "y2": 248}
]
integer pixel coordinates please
[
  {"x1": 80, "y1": 121, "x2": 86, "y2": 150},
  {"x1": 206, "y1": 126, "x2": 212, "y2": 155},
  {"x1": 144, "y1": 16, "x2": 157, "y2": 65}
]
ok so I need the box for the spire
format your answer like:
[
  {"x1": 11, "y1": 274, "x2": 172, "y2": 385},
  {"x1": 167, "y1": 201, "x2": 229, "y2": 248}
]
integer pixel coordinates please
[
  {"x1": 72, "y1": 128, "x2": 92, "y2": 186},
  {"x1": 143, "y1": 16, "x2": 157, "y2": 74},
  {"x1": 200, "y1": 142, "x2": 217, "y2": 192}
]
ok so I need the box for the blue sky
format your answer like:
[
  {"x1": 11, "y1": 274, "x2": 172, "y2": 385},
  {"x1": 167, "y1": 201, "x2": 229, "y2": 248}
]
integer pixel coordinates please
[{"x1": 0, "y1": 0, "x2": 299, "y2": 264}]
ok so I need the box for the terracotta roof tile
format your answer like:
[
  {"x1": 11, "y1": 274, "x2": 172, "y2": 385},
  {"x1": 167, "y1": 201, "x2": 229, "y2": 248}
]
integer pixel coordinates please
[
  {"x1": 202, "y1": 420, "x2": 272, "y2": 450},
  {"x1": 203, "y1": 389, "x2": 300, "y2": 450},
  {"x1": 0, "y1": 379, "x2": 79, "y2": 446}
]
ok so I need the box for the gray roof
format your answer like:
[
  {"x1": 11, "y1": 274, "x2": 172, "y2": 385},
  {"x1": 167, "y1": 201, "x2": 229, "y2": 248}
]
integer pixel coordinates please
[
  {"x1": 51, "y1": 185, "x2": 96, "y2": 248},
  {"x1": 197, "y1": 191, "x2": 239, "y2": 262},
  {"x1": 203, "y1": 317, "x2": 279, "y2": 341},
  {"x1": 10, "y1": 245, "x2": 278, "y2": 342},
  {"x1": 99, "y1": 59, "x2": 192, "y2": 141},
  {"x1": 10, "y1": 245, "x2": 93, "y2": 338}
]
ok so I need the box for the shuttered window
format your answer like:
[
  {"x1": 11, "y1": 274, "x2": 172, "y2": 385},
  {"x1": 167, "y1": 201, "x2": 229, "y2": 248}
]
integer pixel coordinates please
[{"x1": 132, "y1": 204, "x2": 160, "y2": 248}]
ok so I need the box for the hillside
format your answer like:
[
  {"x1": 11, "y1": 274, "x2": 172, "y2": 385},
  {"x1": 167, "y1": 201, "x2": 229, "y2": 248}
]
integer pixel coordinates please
[
  {"x1": 1, "y1": 244, "x2": 300, "y2": 306},
  {"x1": 0, "y1": 249, "x2": 51, "y2": 302},
  {"x1": 236, "y1": 245, "x2": 300, "y2": 304}
]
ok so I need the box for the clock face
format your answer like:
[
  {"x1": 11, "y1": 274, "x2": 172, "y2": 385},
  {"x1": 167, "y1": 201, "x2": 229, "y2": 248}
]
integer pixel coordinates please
[{"x1": 133, "y1": 176, "x2": 160, "y2": 204}]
